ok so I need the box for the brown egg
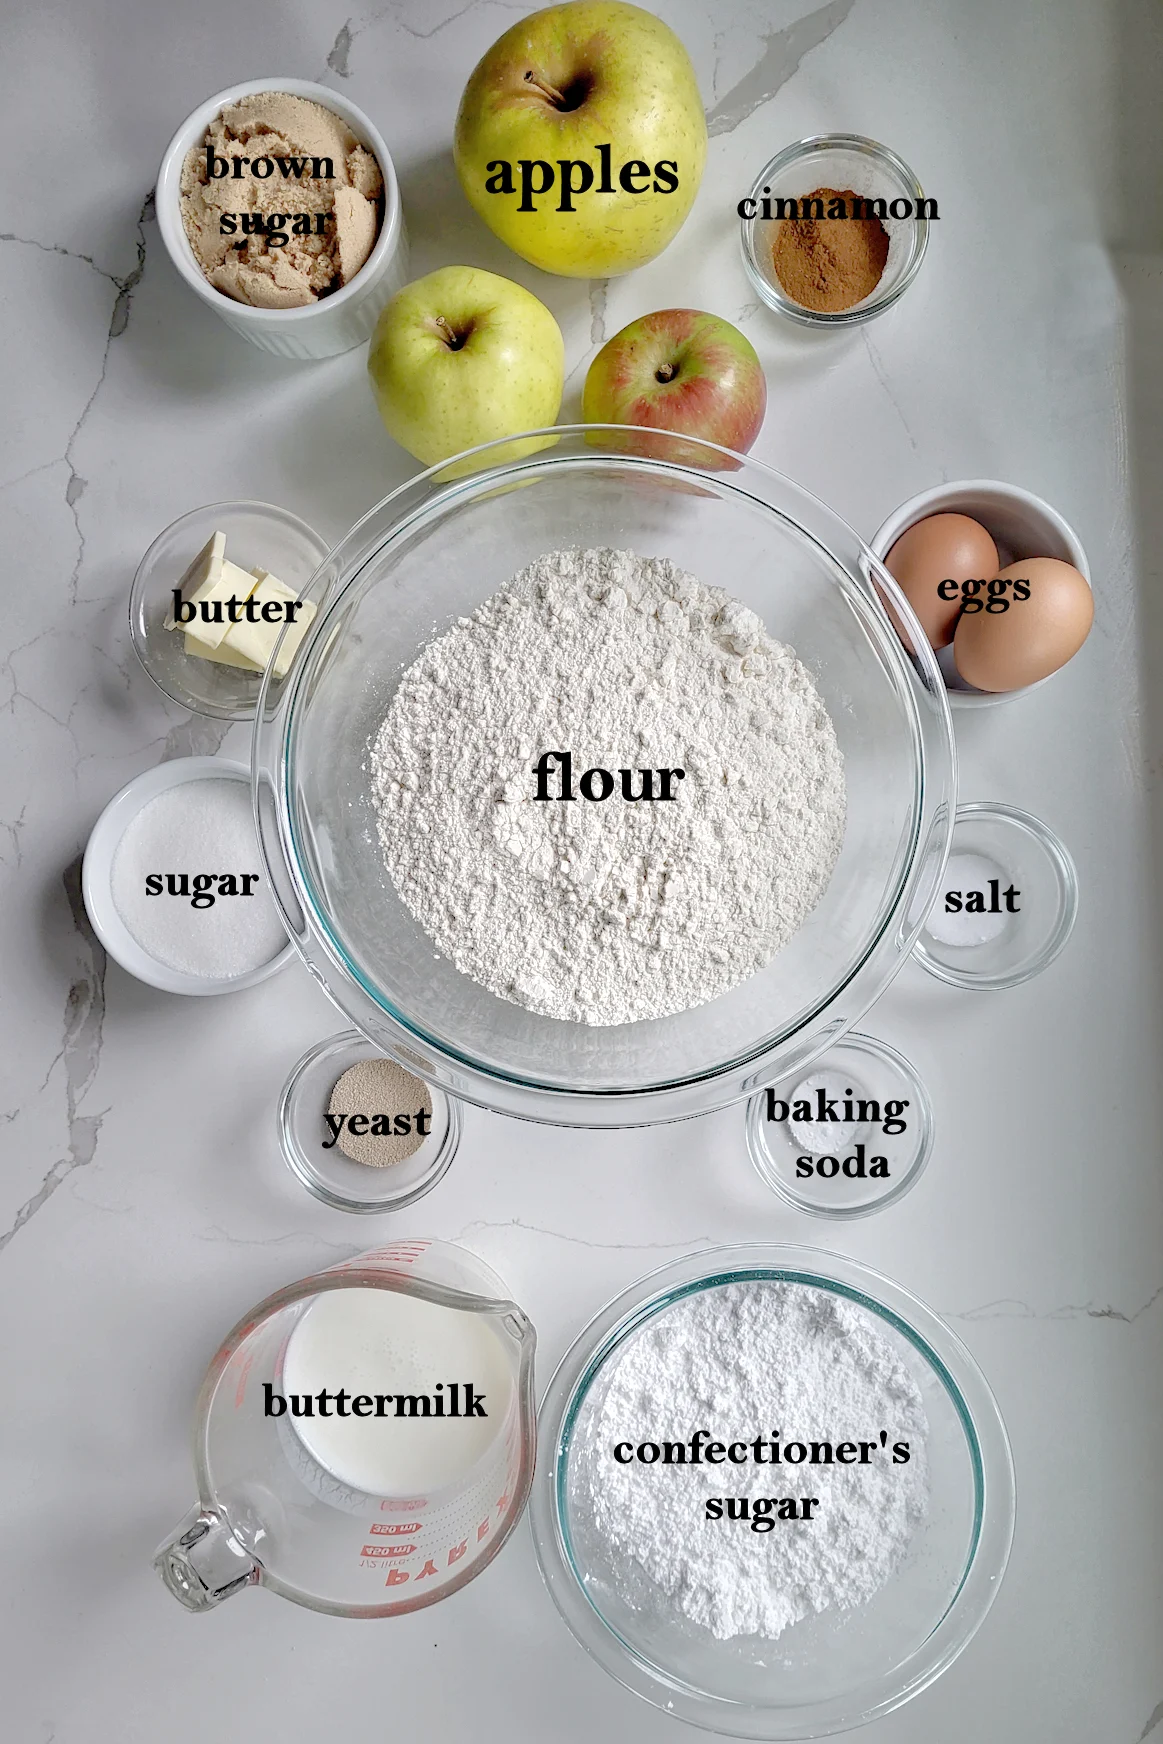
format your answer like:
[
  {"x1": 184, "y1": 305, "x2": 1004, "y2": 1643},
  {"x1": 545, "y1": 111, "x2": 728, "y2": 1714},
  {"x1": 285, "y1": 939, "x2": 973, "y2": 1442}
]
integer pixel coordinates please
[
  {"x1": 953, "y1": 557, "x2": 1093, "y2": 692},
  {"x1": 884, "y1": 514, "x2": 1000, "y2": 649}
]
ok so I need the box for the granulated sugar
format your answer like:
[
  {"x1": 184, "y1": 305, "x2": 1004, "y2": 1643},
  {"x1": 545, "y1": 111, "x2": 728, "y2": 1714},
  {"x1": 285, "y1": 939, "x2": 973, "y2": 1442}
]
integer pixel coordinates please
[
  {"x1": 572, "y1": 1280, "x2": 930, "y2": 1641},
  {"x1": 370, "y1": 548, "x2": 846, "y2": 1025},
  {"x1": 110, "y1": 777, "x2": 287, "y2": 978}
]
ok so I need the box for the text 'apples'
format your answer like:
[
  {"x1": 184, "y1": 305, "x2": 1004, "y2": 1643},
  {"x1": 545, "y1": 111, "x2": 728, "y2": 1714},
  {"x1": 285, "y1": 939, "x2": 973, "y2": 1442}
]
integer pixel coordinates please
[{"x1": 454, "y1": 2, "x2": 707, "y2": 278}]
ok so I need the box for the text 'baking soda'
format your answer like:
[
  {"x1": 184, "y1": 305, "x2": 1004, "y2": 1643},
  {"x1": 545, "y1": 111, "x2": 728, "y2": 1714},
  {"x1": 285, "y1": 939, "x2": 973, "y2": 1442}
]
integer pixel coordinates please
[{"x1": 766, "y1": 1085, "x2": 909, "y2": 1182}]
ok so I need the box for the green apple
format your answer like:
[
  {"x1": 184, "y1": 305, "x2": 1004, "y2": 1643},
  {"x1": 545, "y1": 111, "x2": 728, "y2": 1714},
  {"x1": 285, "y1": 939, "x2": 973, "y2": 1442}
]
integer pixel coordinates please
[
  {"x1": 583, "y1": 308, "x2": 766, "y2": 469},
  {"x1": 367, "y1": 266, "x2": 564, "y2": 473},
  {"x1": 454, "y1": 1, "x2": 707, "y2": 278}
]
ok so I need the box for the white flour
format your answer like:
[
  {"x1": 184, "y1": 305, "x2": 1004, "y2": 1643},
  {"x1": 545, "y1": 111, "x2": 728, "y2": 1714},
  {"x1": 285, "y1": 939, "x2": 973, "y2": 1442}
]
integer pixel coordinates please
[
  {"x1": 574, "y1": 1280, "x2": 930, "y2": 1641},
  {"x1": 370, "y1": 548, "x2": 845, "y2": 1026}
]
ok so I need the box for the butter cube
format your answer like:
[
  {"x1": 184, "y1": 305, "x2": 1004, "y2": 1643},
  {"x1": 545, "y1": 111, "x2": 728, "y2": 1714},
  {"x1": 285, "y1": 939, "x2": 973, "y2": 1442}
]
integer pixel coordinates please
[
  {"x1": 222, "y1": 569, "x2": 317, "y2": 678},
  {"x1": 177, "y1": 557, "x2": 261, "y2": 653},
  {"x1": 164, "y1": 530, "x2": 226, "y2": 630},
  {"x1": 184, "y1": 632, "x2": 262, "y2": 671}
]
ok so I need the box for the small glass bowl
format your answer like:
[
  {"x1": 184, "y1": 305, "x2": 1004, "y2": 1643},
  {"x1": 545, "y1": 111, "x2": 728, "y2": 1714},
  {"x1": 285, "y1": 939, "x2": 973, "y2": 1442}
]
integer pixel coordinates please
[
  {"x1": 130, "y1": 500, "x2": 332, "y2": 721},
  {"x1": 913, "y1": 802, "x2": 1078, "y2": 990},
  {"x1": 740, "y1": 135, "x2": 930, "y2": 328},
  {"x1": 278, "y1": 1030, "x2": 460, "y2": 1213},
  {"x1": 746, "y1": 1032, "x2": 933, "y2": 1218},
  {"x1": 531, "y1": 1244, "x2": 1015, "y2": 1738}
]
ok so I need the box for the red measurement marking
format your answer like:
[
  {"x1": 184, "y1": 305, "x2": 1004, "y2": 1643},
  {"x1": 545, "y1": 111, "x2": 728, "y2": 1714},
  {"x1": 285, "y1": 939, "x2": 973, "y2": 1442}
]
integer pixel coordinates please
[
  {"x1": 369, "y1": 1521, "x2": 422, "y2": 1536},
  {"x1": 233, "y1": 1352, "x2": 254, "y2": 1410}
]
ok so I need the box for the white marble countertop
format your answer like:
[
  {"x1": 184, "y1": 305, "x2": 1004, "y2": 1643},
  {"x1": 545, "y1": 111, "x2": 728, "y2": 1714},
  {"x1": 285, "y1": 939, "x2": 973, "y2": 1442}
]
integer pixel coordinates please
[{"x1": 3, "y1": 1, "x2": 1162, "y2": 1739}]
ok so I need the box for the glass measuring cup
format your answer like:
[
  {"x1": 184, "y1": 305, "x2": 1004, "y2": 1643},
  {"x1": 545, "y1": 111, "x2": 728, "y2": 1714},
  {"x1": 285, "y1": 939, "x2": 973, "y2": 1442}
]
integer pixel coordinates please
[{"x1": 155, "y1": 1239, "x2": 536, "y2": 1616}]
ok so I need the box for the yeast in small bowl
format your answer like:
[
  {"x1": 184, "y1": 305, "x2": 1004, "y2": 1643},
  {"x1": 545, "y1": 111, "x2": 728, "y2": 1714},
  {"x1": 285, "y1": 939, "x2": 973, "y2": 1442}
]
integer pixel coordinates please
[{"x1": 278, "y1": 1030, "x2": 461, "y2": 1213}]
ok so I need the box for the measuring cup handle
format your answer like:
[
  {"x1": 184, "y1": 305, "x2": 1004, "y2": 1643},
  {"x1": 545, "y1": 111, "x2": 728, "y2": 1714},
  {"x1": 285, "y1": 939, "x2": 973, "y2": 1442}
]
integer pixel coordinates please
[{"x1": 153, "y1": 1506, "x2": 260, "y2": 1611}]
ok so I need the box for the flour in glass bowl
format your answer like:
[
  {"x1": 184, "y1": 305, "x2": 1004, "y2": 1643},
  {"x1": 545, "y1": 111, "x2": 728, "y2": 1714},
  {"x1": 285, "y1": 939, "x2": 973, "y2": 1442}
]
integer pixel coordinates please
[{"x1": 370, "y1": 548, "x2": 846, "y2": 1026}]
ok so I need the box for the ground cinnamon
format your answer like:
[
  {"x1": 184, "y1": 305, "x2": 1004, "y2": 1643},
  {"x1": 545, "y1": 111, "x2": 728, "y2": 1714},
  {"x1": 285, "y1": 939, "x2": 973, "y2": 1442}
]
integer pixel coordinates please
[{"x1": 771, "y1": 187, "x2": 889, "y2": 313}]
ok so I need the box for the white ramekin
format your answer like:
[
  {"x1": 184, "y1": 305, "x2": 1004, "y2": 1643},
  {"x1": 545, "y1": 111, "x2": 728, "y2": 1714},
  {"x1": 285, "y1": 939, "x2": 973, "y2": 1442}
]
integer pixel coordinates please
[
  {"x1": 82, "y1": 757, "x2": 296, "y2": 995},
  {"x1": 869, "y1": 479, "x2": 1092, "y2": 708},
  {"x1": 157, "y1": 78, "x2": 409, "y2": 360}
]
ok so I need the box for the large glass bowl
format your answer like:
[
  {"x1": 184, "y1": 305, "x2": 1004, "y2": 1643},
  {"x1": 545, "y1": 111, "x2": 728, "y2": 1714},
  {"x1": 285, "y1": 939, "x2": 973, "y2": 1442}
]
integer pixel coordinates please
[
  {"x1": 529, "y1": 1245, "x2": 1015, "y2": 1738},
  {"x1": 252, "y1": 429, "x2": 955, "y2": 1127}
]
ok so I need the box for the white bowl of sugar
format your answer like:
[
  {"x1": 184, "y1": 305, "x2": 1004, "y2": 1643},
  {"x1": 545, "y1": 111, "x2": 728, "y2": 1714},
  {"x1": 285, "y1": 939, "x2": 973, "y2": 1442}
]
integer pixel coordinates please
[{"x1": 82, "y1": 756, "x2": 295, "y2": 995}]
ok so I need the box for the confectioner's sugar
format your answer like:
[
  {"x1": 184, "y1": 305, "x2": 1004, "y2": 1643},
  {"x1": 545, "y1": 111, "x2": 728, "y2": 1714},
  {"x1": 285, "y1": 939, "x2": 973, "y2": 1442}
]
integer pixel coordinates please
[
  {"x1": 573, "y1": 1280, "x2": 930, "y2": 1640},
  {"x1": 370, "y1": 548, "x2": 846, "y2": 1026}
]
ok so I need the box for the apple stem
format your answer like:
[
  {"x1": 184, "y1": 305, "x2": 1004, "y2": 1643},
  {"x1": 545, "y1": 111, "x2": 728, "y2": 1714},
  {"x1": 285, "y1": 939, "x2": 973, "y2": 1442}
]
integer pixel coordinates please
[
  {"x1": 523, "y1": 68, "x2": 568, "y2": 107},
  {"x1": 655, "y1": 362, "x2": 678, "y2": 383},
  {"x1": 434, "y1": 314, "x2": 465, "y2": 351}
]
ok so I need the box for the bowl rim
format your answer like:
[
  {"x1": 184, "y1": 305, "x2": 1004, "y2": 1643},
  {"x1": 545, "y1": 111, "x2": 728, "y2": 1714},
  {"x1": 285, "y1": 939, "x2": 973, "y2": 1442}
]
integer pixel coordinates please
[
  {"x1": 739, "y1": 134, "x2": 931, "y2": 328},
  {"x1": 155, "y1": 75, "x2": 403, "y2": 324},
  {"x1": 529, "y1": 1242, "x2": 1016, "y2": 1738},
  {"x1": 251, "y1": 426, "x2": 957, "y2": 1126}
]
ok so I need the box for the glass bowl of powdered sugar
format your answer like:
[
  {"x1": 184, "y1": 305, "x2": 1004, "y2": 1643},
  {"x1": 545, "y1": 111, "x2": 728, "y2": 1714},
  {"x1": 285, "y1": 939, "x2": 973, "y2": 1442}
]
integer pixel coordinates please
[
  {"x1": 252, "y1": 427, "x2": 955, "y2": 1126},
  {"x1": 530, "y1": 1244, "x2": 1015, "y2": 1738}
]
